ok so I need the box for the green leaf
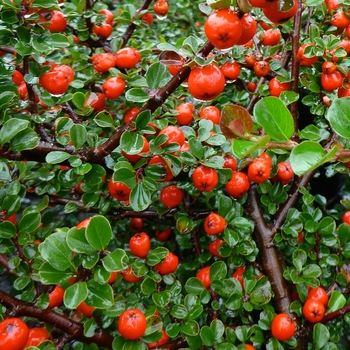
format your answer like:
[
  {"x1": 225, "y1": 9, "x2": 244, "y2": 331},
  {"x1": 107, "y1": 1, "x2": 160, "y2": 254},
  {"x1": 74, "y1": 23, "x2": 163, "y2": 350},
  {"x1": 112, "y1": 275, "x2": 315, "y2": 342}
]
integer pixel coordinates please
[
  {"x1": 66, "y1": 227, "x2": 97, "y2": 255},
  {"x1": 313, "y1": 323, "x2": 330, "y2": 349},
  {"x1": 85, "y1": 215, "x2": 112, "y2": 250},
  {"x1": 94, "y1": 111, "x2": 115, "y2": 128},
  {"x1": 0, "y1": 118, "x2": 28, "y2": 145},
  {"x1": 210, "y1": 261, "x2": 227, "y2": 281},
  {"x1": 10, "y1": 128, "x2": 39, "y2": 151},
  {"x1": 328, "y1": 290, "x2": 346, "y2": 313},
  {"x1": 144, "y1": 315, "x2": 163, "y2": 336},
  {"x1": 253, "y1": 97, "x2": 294, "y2": 141},
  {"x1": 146, "y1": 62, "x2": 168, "y2": 89},
  {"x1": 189, "y1": 138, "x2": 204, "y2": 160},
  {"x1": 200, "y1": 326, "x2": 215, "y2": 346},
  {"x1": 211, "y1": 319, "x2": 225, "y2": 340},
  {"x1": 70, "y1": 124, "x2": 87, "y2": 149},
  {"x1": 0, "y1": 221, "x2": 16, "y2": 239},
  {"x1": 327, "y1": 97, "x2": 350, "y2": 139},
  {"x1": 46, "y1": 151, "x2": 71, "y2": 164},
  {"x1": 170, "y1": 304, "x2": 188, "y2": 319},
  {"x1": 87, "y1": 280, "x2": 114, "y2": 308},
  {"x1": 64, "y1": 282, "x2": 88, "y2": 309},
  {"x1": 318, "y1": 217, "x2": 336, "y2": 235},
  {"x1": 140, "y1": 277, "x2": 157, "y2": 295},
  {"x1": 302, "y1": 264, "x2": 322, "y2": 279},
  {"x1": 47, "y1": 33, "x2": 71, "y2": 47},
  {"x1": 125, "y1": 88, "x2": 149, "y2": 103},
  {"x1": 130, "y1": 181, "x2": 151, "y2": 212},
  {"x1": 250, "y1": 277, "x2": 272, "y2": 305},
  {"x1": 180, "y1": 320, "x2": 200, "y2": 336},
  {"x1": 18, "y1": 212, "x2": 41, "y2": 234},
  {"x1": 185, "y1": 277, "x2": 206, "y2": 295},
  {"x1": 112, "y1": 169, "x2": 136, "y2": 191},
  {"x1": 39, "y1": 232, "x2": 75, "y2": 271},
  {"x1": 152, "y1": 290, "x2": 172, "y2": 308},
  {"x1": 102, "y1": 249, "x2": 129, "y2": 272},
  {"x1": 146, "y1": 247, "x2": 168, "y2": 266},
  {"x1": 120, "y1": 131, "x2": 144, "y2": 154},
  {"x1": 232, "y1": 135, "x2": 270, "y2": 158},
  {"x1": 39, "y1": 262, "x2": 75, "y2": 285},
  {"x1": 0, "y1": 91, "x2": 16, "y2": 110},
  {"x1": 290, "y1": 142, "x2": 338, "y2": 176}
]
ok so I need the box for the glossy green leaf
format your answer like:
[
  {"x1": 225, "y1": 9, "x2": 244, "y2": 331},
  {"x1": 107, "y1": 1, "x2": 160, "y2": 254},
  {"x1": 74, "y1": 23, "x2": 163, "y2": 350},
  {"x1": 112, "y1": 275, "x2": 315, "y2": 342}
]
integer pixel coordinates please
[
  {"x1": 327, "y1": 97, "x2": 350, "y2": 139},
  {"x1": 130, "y1": 181, "x2": 151, "y2": 212},
  {"x1": 67, "y1": 227, "x2": 97, "y2": 255},
  {"x1": 102, "y1": 249, "x2": 129, "y2": 272},
  {"x1": 39, "y1": 262, "x2": 76, "y2": 285},
  {"x1": 189, "y1": 137, "x2": 204, "y2": 160},
  {"x1": 250, "y1": 277, "x2": 272, "y2": 305},
  {"x1": 146, "y1": 62, "x2": 168, "y2": 89},
  {"x1": 0, "y1": 118, "x2": 28, "y2": 145},
  {"x1": 86, "y1": 280, "x2": 114, "y2": 308},
  {"x1": 170, "y1": 304, "x2": 188, "y2": 319},
  {"x1": 146, "y1": 247, "x2": 168, "y2": 266},
  {"x1": 46, "y1": 151, "x2": 71, "y2": 164},
  {"x1": 200, "y1": 326, "x2": 215, "y2": 346},
  {"x1": 313, "y1": 323, "x2": 329, "y2": 349},
  {"x1": 39, "y1": 232, "x2": 75, "y2": 271},
  {"x1": 85, "y1": 215, "x2": 112, "y2": 250},
  {"x1": 180, "y1": 320, "x2": 200, "y2": 336},
  {"x1": 64, "y1": 282, "x2": 88, "y2": 309},
  {"x1": 120, "y1": 131, "x2": 144, "y2": 155},
  {"x1": 125, "y1": 88, "x2": 149, "y2": 103},
  {"x1": 47, "y1": 33, "x2": 71, "y2": 47},
  {"x1": 210, "y1": 261, "x2": 227, "y2": 281},
  {"x1": 18, "y1": 212, "x2": 41, "y2": 235},
  {"x1": 254, "y1": 97, "x2": 294, "y2": 141},
  {"x1": 211, "y1": 319, "x2": 225, "y2": 340},
  {"x1": 10, "y1": 128, "x2": 39, "y2": 151},
  {"x1": 0, "y1": 91, "x2": 16, "y2": 110},
  {"x1": 328, "y1": 290, "x2": 346, "y2": 313},
  {"x1": 152, "y1": 290, "x2": 172, "y2": 308},
  {"x1": 70, "y1": 124, "x2": 87, "y2": 149},
  {"x1": 94, "y1": 111, "x2": 115, "y2": 128},
  {"x1": 290, "y1": 142, "x2": 338, "y2": 176},
  {"x1": 0, "y1": 221, "x2": 16, "y2": 238},
  {"x1": 232, "y1": 136, "x2": 270, "y2": 158},
  {"x1": 185, "y1": 277, "x2": 206, "y2": 295}
]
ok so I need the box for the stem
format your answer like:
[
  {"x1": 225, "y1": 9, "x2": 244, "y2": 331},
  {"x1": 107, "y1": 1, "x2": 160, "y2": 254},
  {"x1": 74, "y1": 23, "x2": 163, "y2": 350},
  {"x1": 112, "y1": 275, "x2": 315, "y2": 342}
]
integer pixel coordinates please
[
  {"x1": 121, "y1": 0, "x2": 154, "y2": 47},
  {"x1": 0, "y1": 289, "x2": 114, "y2": 348},
  {"x1": 247, "y1": 185, "x2": 293, "y2": 314},
  {"x1": 273, "y1": 172, "x2": 315, "y2": 231},
  {"x1": 322, "y1": 304, "x2": 350, "y2": 323}
]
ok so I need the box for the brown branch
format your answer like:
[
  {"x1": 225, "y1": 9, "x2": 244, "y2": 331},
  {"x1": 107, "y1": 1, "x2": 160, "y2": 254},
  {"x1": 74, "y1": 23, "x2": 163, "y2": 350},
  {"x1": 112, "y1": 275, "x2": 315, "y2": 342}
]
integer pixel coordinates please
[
  {"x1": 47, "y1": 195, "x2": 211, "y2": 220},
  {"x1": 0, "y1": 46, "x2": 16, "y2": 54},
  {"x1": 62, "y1": 103, "x2": 82, "y2": 124},
  {"x1": 0, "y1": 254, "x2": 14, "y2": 275},
  {"x1": 247, "y1": 185, "x2": 293, "y2": 314},
  {"x1": 322, "y1": 304, "x2": 350, "y2": 323},
  {"x1": 0, "y1": 289, "x2": 113, "y2": 348},
  {"x1": 7, "y1": 142, "x2": 77, "y2": 163},
  {"x1": 335, "y1": 149, "x2": 350, "y2": 160},
  {"x1": 289, "y1": 0, "x2": 303, "y2": 141},
  {"x1": 273, "y1": 171, "x2": 315, "y2": 231},
  {"x1": 121, "y1": 0, "x2": 154, "y2": 47}
]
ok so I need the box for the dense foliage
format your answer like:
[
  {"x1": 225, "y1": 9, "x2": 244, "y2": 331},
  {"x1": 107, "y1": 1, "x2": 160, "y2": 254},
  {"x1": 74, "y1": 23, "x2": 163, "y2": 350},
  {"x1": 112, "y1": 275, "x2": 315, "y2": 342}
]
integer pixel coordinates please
[{"x1": 1, "y1": 0, "x2": 350, "y2": 349}]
